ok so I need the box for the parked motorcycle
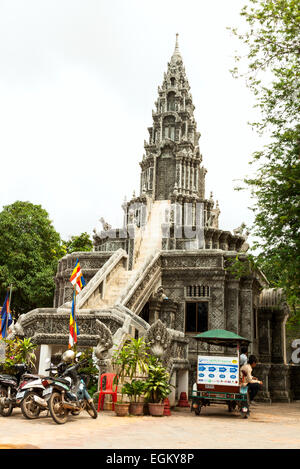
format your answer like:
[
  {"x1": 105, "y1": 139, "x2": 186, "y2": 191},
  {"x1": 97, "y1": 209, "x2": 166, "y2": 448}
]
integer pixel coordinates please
[
  {"x1": 0, "y1": 364, "x2": 38, "y2": 417},
  {"x1": 44, "y1": 352, "x2": 97, "y2": 424},
  {"x1": 17, "y1": 361, "x2": 66, "y2": 419}
]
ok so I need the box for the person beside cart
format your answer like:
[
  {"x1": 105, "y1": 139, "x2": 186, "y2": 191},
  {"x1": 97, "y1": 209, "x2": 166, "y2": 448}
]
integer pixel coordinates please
[
  {"x1": 240, "y1": 355, "x2": 263, "y2": 405},
  {"x1": 239, "y1": 346, "x2": 248, "y2": 366}
]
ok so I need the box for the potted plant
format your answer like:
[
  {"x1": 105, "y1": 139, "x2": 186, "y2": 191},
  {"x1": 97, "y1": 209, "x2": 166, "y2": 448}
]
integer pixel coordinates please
[
  {"x1": 144, "y1": 361, "x2": 172, "y2": 416},
  {"x1": 111, "y1": 338, "x2": 149, "y2": 417},
  {"x1": 111, "y1": 346, "x2": 131, "y2": 416},
  {"x1": 124, "y1": 379, "x2": 145, "y2": 416}
]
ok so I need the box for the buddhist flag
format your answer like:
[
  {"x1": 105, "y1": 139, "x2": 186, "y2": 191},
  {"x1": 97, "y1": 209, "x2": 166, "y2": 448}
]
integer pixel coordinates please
[
  {"x1": 68, "y1": 291, "x2": 79, "y2": 349},
  {"x1": 1, "y1": 292, "x2": 12, "y2": 339},
  {"x1": 69, "y1": 259, "x2": 86, "y2": 294}
]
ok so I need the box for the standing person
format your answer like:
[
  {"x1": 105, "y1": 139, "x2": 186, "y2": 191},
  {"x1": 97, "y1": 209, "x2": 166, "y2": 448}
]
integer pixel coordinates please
[
  {"x1": 239, "y1": 346, "x2": 248, "y2": 366},
  {"x1": 240, "y1": 355, "x2": 262, "y2": 405}
]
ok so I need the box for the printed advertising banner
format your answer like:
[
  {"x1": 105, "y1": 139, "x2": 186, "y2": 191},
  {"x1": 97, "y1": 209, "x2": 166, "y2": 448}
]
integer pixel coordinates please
[{"x1": 197, "y1": 355, "x2": 239, "y2": 387}]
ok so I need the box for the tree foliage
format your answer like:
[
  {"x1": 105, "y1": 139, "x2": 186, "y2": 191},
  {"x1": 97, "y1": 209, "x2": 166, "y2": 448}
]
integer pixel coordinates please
[
  {"x1": 230, "y1": 0, "x2": 300, "y2": 311},
  {"x1": 0, "y1": 201, "x2": 65, "y2": 316},
  {"x1": 63, "y1": 232, "x2": 93, "y2": 254}
]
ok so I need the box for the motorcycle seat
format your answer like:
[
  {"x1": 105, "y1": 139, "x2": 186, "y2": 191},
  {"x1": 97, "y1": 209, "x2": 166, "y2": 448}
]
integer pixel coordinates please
[
  {"x1": 53, "y1": 376, "x2": 71, "y2": 385},
  {"x1": 0, "y1": 374, "x2": 17, "y2": 381},
  {"x1": 22, "y1": 374, "x2": 40, "y2": 380}
]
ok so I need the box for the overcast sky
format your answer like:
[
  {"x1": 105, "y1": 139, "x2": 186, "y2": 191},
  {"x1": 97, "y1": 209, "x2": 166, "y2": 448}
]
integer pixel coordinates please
[{"x1": 0, "y1": 0, "x2": 264, "y2": 241}]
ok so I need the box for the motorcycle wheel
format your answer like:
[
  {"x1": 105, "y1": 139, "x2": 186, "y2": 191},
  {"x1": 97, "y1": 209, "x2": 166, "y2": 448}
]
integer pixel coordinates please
[
  {"x1": 85, "y1": 400, "x2": 97, "y2": 419},
  {"x1": 49, "y1": 392, "x2": 69, "y2": 424},
  {"x1": 0, "y1": 387, "x2": 13, "y2": 417},
  {"x1": 21, "y1": 392, "x2": 41, "y2": 419}
]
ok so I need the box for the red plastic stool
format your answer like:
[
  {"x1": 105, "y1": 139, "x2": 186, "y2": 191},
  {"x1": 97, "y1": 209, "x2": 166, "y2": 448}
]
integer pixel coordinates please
[{"x1": 97, "y1": 373, "x2": 118, "y2": 412}]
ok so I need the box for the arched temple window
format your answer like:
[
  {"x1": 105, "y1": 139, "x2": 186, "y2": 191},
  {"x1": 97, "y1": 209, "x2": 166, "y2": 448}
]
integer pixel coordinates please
[
  {"x1": 163, "y1": 115, "x2": 175, "y2": 141},
  {"x1": 167, "y1": 92, "x2": 176, "y2": 111}
]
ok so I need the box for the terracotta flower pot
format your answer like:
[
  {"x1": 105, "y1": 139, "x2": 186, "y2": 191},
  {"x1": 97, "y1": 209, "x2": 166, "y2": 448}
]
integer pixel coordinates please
[
  {"x1": 114, "y1": 402, "x2": 130, "y2": 417},
  {"x1": 129, "y1": 402, "x2": 144, "y2": 416},
  {"x1": 148, "y1": 402, "x2": 165, "y2": 417}
]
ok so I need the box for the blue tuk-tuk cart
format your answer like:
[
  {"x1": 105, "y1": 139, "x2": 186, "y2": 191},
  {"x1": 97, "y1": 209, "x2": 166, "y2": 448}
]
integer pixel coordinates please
[{"x1": 190, "y1": 329, "x2": 251, "y2": 419}]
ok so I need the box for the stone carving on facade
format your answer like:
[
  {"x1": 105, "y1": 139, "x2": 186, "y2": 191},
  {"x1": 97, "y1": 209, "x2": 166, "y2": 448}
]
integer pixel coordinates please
[
  {"x1": 240, "y1": 229, "x2": 250, "y2": 252},
  {"x1": 93, "y1": 320, "x2": 113, "y2": 362},
  {"x1": 99, "y1": 217, "x2": 112, "y2": 231},
  {"x1": 153, "y1": 286, "x2": 168, "y2": 302},
  {"x1": 145, "y1": 319, "x2": 172, "y2": 359},
  {"x1": 6, "y1": 317, "x2": 25, "y2": 341},
  {"x1": 233, "y1": 222, "x2": 247, "y2": 237}
]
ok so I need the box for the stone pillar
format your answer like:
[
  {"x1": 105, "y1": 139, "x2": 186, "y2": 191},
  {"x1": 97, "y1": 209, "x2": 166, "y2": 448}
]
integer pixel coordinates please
[
  {"x1": 255, "y1": 363, "x2": 272, "y2": 403},
  {"x1": 269, "y1": 364, "x2": 292, "y2": 402},
  {"x1": 225, "y1": 279, "x2": 239, "y2": 334},
  {"x1": 178, "y1": 161, "x2": 182, "y2": 191},
  {"x1": 160, "y1": 300, "x2": 178, "y2": 329},
  {"x1": 239, "y1": 279, "x2": 253, "y2": 344},
  {"x1": 127, "y1": 223, "x2": 136, "y2": 270},
  {"x1": 187, "y1": 161, "x2": 191, "y2": 193},
  {"x1": 169, "y1": 372, "x2": 177, "y2": 407},
  {"x1": 177, "y1": 369, "x2": 189, "y2": 400},
  {"x1": 183, "y1": 162, "x2": 186, "y2": 192},
  {"x1": 210, "y1": 283, "x2": 225, "y2": 331},
  {"x1": 38, "y1": 344, "x2": 52, "y2": 375},
  {"x1": 258, "y1": 310, "x2": 272, "y2": 363},
  {"x1": 148, "y1": 300, "x2": 161, "y2": 325},
  {"x1": 271, "y1": 309, "x2": 289, "y2": 364},
  {"x1": 191, "y1": 164, "x2": 194, "y2": 193}
]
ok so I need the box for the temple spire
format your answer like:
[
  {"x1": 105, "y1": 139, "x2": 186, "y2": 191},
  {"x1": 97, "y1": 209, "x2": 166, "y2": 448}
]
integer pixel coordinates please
[
  {"x1": 174, "y1": 33, "x2": 180, "y2": 54},
  {"x1": 171, "y1": 33, "x2": 181, "y2": 62}
]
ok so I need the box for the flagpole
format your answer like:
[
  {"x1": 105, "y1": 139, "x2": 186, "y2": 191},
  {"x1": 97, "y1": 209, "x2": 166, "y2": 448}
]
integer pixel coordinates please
[{"x1": 5, "y1": 285, "x2": 12, "y2": 339}]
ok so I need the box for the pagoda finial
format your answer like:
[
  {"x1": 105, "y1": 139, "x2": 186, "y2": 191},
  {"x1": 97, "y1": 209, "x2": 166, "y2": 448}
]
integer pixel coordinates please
[
  {"x1": 175, "y1": 33, "x2": 179, "y2": 54},
  {"x1": 171, "y1": 33, "x2": 182, "y2": 62}
]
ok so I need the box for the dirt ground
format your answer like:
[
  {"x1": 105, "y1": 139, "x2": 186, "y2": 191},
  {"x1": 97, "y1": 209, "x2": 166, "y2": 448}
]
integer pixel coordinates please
[{"x1": 0, "y1": 402, "x2": 299, "y2": 450}]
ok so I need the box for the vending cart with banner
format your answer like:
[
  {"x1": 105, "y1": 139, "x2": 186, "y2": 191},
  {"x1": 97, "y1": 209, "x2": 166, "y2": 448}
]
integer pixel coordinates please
[{"x1": 190, "y1": 329, "x2": 251, "y2": 418}]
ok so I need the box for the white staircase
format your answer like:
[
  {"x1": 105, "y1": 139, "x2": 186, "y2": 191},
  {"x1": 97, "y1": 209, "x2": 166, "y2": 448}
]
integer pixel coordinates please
[
  {"x1": 133, "y1": 200, "x2": 170, "y2": 270},
  {"x1": 79, "y1": 200, "x2": 170, "y2": 310}
]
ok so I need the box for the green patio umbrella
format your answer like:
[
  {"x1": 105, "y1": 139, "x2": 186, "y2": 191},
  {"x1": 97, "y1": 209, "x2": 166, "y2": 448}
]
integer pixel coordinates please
[{"x1": 194, "y1": 329, "x2": 251, "y2": 348}]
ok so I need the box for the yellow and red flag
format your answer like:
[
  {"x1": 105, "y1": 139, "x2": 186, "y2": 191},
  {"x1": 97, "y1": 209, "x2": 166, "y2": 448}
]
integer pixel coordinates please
[
  {"x1": 69, "y1": 259, "x2": 86, "y2": 294},
  {"x1": 68, "y1": 259, "x2": 85, "y2": 348}
]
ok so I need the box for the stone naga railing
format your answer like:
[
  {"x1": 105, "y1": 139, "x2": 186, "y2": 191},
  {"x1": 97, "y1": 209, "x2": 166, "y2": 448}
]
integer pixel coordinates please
[
  {"x1": 115, "y1": 250, "x2": 161, "y2": 314},
  {"x1": 58, "y1": 248, "x2": 128, "y2": 311}
]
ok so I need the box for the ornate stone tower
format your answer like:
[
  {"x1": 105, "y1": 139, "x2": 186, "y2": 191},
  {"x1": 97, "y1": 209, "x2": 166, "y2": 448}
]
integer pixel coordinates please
[
  {"x1": 94, "y1": 35, "x2": 249, "y2": 253},
  {"x1": 140, "y1": 34, "x2": 206, "y2": 202}
]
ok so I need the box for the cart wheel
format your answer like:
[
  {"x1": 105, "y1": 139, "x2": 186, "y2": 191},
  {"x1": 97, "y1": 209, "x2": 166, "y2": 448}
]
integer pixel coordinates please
[
  {"x1": 195, "y1": 404, "x2": 202, "y2": 416},
  {"x1": 240, "y1": 405, "x2": 249, "y2": 419}
]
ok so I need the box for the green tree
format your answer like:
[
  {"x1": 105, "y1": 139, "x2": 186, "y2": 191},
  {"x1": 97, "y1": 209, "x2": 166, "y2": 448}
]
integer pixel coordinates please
[
  {"x1": 63, "y1": 232, "x2": 93, "y2": 254},
  {"x1": 0, "y1": 201, "x2": 65, "y2": 317},
  {"x1": 230, "y1": 0, "x2": 300, "y2": 312}
]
